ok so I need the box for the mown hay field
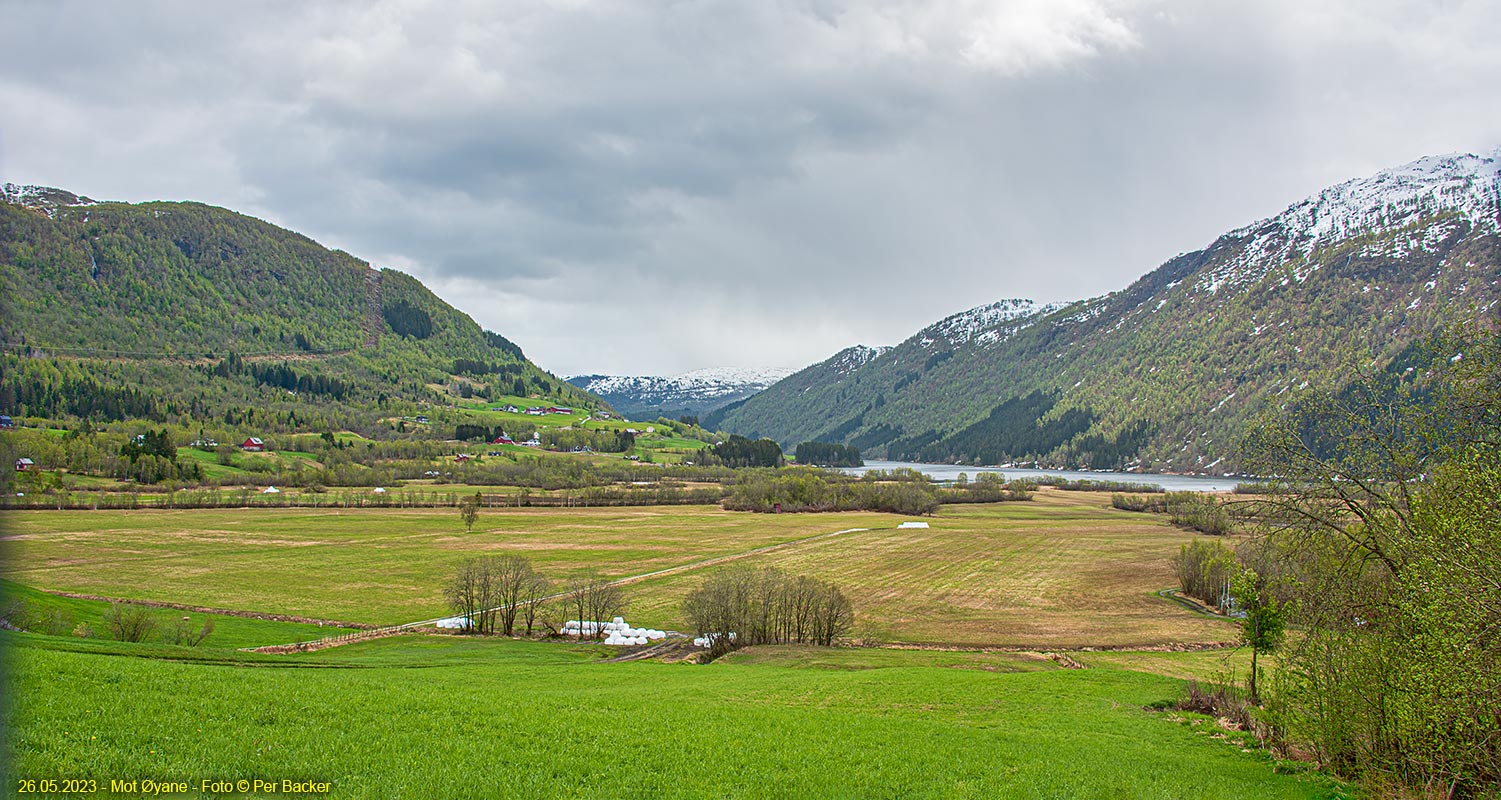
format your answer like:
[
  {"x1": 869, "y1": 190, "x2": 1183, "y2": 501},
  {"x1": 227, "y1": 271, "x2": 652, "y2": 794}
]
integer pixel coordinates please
[{"x1": 2, "y1": 490, "x2": 1239, "y2": 647}]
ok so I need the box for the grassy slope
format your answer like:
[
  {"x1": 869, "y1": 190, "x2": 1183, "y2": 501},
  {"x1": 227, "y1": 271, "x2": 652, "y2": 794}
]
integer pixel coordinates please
[
  {"x1": 0, "y1": 580, "x2": 358, "y2": 648},
  {"x1": 3, "y1": 493, "x2": 1240, "y2": 646},
  {"x1": 6, "y1": 635, "x2": 1344, "y2": 799}
]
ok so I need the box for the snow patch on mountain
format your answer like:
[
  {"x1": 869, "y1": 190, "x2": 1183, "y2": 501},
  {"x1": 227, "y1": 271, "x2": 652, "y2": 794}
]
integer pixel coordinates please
[
  {"x1": 829, "y1": 345, "x2": 890, "y2": 376},
  {"x1": 1195, "y1": 147, "x2": 1501, "y2": 296},
  {"x1": 575, "y1": 367, "x2": 796, "y2": 398},
  {"x1": 2, "y1": 183, "x2": 105, "y2": 218},
  {"x1": 919, "y1": 299, "x2": 1038, "y2": 348}
]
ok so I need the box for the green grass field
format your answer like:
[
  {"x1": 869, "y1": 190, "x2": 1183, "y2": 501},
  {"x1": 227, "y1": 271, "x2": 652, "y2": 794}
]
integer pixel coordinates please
[
  {"x1": 1, "y1": 492, "x2": 1241, "y2": 646},
  {"x1": 0, "y1": 494, "x2": 1337, "y2": 798},
  {"x1": 0, "y1": 579, "x2": 358, "y2": 649},
  {"x1": 5, "y1": 633, "x2": 1346, "y2": 799}
]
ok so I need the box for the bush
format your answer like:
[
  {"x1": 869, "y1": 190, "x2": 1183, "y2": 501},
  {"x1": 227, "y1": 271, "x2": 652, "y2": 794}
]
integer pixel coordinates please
[
  {"x1": 724, "y1": 468, "x2": 939, "y2": 515},
  {"x1": 1166, "y1": 492, "x2": 1233, "y2": 535},
  {"x1": 165, "y1": 615, "x2": 214, "y2": 647},
  {"x1": 103, "y1": 603, "x2": 158, "y2": 643},
  {"x1": 1172, "y1": 539, "x2": 1236, "y2": 610},
  {"x1": 1111, "y1": 493, "x2": 1167, "y2": 512}
]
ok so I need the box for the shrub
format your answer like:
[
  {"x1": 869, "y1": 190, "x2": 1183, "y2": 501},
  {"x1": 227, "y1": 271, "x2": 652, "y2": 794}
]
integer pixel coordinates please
[
  {"x1": 103, "y1": 603, "x2": 158, "y2": 643},
  {"x1": 1111, "y1": 493, "x2": 1167, "y2": 513},
  {"x1": 1166, "y1": 492, "x2": 1233, "y2": 535},
  {"x1": 1172, "y1": 539, "x2": 1237, "y2": 610}
]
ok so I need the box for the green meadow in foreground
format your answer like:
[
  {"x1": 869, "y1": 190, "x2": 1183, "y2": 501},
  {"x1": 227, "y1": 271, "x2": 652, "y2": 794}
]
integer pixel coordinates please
[{"x1": 6, "y1": 634, "x2": 1346, "y2": 800}]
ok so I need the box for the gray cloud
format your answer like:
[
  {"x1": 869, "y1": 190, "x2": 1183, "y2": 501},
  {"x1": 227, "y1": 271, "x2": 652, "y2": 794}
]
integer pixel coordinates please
[{"x1": 3, "y1": 0, "x2": 1499, "y2": 375}]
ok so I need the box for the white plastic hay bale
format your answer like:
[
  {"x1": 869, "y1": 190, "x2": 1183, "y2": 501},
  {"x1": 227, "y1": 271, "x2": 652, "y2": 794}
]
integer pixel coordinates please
[{"x1": 613, "y1": 616, "x2": 625, "y2": 625}]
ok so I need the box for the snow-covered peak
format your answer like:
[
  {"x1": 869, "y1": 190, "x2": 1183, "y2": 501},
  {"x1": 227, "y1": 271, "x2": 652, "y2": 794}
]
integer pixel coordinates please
[
  {"x1": 671, "y1": 366, "x2": 797, "y2": 388},
  {"x1": 570, "y1": 367, "x2": 795, "y2": 398},
  {"x1": 1188, "y1": 147, "x2": 1501, "y2": 297},
  {"x1": 1241, "y1": 147, "x2": 1501, "y2": 248},
  {"x1": 828, "y1": 345, "x2": 890, "y2": 376},
  {"x1": 2, "y1": 183, "x2": 105, "y2": 217},
  {"x1": 917, "y1": 298, "x2": 1043, "y2": 349}
]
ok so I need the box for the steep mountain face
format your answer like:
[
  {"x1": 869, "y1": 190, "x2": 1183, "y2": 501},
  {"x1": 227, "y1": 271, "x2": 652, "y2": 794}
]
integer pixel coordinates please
[
  {"x1": 0, "y1": 185, "x2": 599, "y2": 429},
  {"x1": 704, "y1": 345, "x2": 890, "y2": 438},
  {"x1": 715, "y1": 149, "x2": 1501, "y2": 472},
  {"x1": 568, "y1": 367, "x2": 795, "y2": 421}
]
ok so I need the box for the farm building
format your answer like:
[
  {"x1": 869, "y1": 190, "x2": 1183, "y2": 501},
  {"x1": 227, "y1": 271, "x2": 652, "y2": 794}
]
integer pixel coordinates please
[
  {"x1": 15, "y1": 457, "x2": 35, "y2": 472},
  {"x1": 547, "y1": 407, "x2": 574, "y2": 415},
  {"x1": 241, "y1": 437, "x2": 266, "y2": 451},
  {"x1": 492, "y1": 435, "x2": 515, "y2": 445},
  {"x1": 0, "y1": 415, "x2": 13, "y2": 428}
]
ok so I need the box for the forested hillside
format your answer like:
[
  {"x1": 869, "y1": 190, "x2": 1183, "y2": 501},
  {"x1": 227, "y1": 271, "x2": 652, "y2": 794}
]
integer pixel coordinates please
[
  {"x1": 0, "y1": 185, "x2": 598, "y2": 438},
  {"x1": 716, "y1": 149, "x2": 1501, "y2": 472}
]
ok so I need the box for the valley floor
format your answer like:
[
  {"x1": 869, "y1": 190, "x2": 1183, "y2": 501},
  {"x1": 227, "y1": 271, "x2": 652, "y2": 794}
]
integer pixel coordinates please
[{"x1": 2, "y1": 495, "x2": 1341, "y2": 798}]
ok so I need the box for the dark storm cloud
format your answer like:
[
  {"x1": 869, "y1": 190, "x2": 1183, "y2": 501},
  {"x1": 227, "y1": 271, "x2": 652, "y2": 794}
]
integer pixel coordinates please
[{"x1": 2, "y1": 1, "x2": 1499, "y2": 375}]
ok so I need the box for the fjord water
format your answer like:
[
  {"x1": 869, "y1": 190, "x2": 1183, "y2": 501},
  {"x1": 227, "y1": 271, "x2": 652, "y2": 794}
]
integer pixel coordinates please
[{"x1": 843, "y1": 459, "x2": 1243, "y2": 491}]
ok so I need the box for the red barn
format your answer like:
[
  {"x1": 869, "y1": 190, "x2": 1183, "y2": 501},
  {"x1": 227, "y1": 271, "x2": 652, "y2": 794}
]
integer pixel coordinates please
[{"x1": 242, "y1": 437, "x2": 265, "y2": 452}]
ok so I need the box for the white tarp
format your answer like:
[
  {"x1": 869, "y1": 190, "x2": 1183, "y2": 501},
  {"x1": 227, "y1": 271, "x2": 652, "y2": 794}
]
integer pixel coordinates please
[
  {"x1": 563, "y1": 618, "x2": 666, "y2": 644},
  {"x1": 897, "y1": 521, "x2": 929, "y2": 529}
]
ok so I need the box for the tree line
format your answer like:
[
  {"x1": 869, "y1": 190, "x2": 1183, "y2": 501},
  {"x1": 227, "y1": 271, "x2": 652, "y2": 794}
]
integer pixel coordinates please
[
  {"x1": 794, "y1": 441, "x2": 863, "y2": 467},
  {"x1": 701, "y1": 435, "x2": 784, "y2": 468}
]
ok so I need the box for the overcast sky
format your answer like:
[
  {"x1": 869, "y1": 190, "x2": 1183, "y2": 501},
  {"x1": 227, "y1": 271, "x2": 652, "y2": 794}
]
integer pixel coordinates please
[{"x1": 4, "y1": 1, "x2": 1499, "y2": 377}]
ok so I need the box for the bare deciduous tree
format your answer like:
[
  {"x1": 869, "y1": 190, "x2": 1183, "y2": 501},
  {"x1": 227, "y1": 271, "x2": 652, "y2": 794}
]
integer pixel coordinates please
[{"x1": 684, "y1": 567, "x2": 854, "y2": 657}]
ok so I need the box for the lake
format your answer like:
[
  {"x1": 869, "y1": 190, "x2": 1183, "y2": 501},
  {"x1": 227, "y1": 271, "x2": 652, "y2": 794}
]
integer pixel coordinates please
[{"x1": 839, "y1": 460, "x2": 1244, "y2": 492}]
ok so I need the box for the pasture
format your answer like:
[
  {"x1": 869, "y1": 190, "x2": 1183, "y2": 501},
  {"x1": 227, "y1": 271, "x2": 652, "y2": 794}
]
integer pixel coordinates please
[
  {"x1": 1, "y1": 491, "x2": 1239, "y2": 647},
  {"x1": 5, "y1": 634, "x2": 1344, "y2": 799}
]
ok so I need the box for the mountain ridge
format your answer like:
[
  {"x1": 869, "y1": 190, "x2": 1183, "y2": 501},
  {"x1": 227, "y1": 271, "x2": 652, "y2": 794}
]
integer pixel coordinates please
[
  {"x1": 568, "y1": 366, "x2": 795, "y2": 421},
  {"x1": 713, "y1": 147, "x2": 1501, "y2": 471},
  {"x1": 0, "y1": 185, "x2": 602, "y2": 435}
]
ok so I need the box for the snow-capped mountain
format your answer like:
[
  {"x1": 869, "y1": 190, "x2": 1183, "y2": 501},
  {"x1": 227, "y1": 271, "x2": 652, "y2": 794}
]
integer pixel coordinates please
[
  {"x1": 712, "y1": 146, "x2": 1501, "y2": 469},
  {"x1": 827, "y1": 345, "x2": 891, "y2": 376},
  {"x1": 568, "y1": 366, "x2": 796, "y2": 421},
  {"x1": 2, "y1": 183, "x2": 105, "y2": 217},
  {"x1": 1192, "y1": 147, "x2": 1501, "y2": 297}
]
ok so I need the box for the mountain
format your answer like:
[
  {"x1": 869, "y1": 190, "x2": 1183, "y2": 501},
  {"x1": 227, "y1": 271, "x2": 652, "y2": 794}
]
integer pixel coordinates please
[
  {"x1": 714, "y1": 148, "x2": 1501, "y2": 472},
  {"x1": 0, "y1": 184, "x2": 599, "y2": 434},
  {"x1": 569, "y1": 366, "x2": 795, "y2": 421},
  {"x1": 702, "y1": 345, "x2": 890, "y2": 434}
]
